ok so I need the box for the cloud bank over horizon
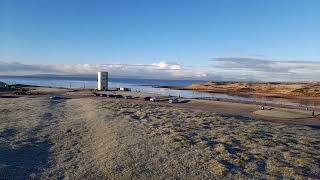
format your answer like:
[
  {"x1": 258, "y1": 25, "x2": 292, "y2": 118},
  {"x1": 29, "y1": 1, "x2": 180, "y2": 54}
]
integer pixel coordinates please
[
  {"x1": 0, "y1": 58, "x2": 319, "y2": 82},
  {"x1": 0, "y1": 61, "x2": 208, "y2": 80},
  {"x1": 210, "y1": 57, "x2": 320, "y2": 82}
]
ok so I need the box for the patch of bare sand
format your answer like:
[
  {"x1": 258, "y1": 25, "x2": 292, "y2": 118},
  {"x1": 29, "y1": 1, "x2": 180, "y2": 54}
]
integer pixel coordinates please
[
  {"x1": 253, "y1": 108, "x2": 313, "y2": 119},
  {"x1": 29, "y1": 87, "x2": 72, "y2": 94},
  {"x1": 178, "y1": 99, "x2": 320, "y2": 127}
]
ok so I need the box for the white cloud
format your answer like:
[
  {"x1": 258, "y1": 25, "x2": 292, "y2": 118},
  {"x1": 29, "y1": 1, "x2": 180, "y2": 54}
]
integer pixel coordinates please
[
  {"x1": 1, "y1": 58, "x2": 320, "y2": 81},
  {"x1": 210, "y1": 57, "x2": 320, "y2": 81},
  {"x1": 0, "y1": 61, "x2": 204, "y2": 79},
  {"x1": 151, "y1": 62, "x2": 181, "y2": 70}
]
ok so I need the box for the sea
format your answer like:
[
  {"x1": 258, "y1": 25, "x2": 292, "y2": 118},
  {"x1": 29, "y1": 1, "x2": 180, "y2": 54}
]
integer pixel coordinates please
[
  {"x1": 1, "y1": 76, "x2": 320, "y2": 108},
  {"x1": 0, "y1": 75, "x2": 204, "y2": 91}
]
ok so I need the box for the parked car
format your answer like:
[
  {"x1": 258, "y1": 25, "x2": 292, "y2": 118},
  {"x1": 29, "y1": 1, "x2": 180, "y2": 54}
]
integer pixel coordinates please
[
  {"x1": 144, "y1": 96, "x2": 151, "y2": 101},
  {"x1": 115, "y1": 95, "x2": 124, "y2": 98},
  {"x1": 50, "y1": 96, "x2": 63, "y2": 100},
  {"x1": 124, "y1": 95, "x2": 133, "y2": 99},
  {"x1": 93, "y1": 93, "x2": 100, "y2": 96},
  {"x1": 119, "y1": 87, "x2": 131, "y2": 91},
  {"x1": 108, "y1": 94, "x2": 116, "y2": 98},
  {"x1": 169, "y1": 97, "x2": 179, "y2": 104},
  {"x1": 150, "y1": 97, "x2": 161, "y2": 102},
  {"x1": 100, "y1": 94, "x2": 107, "y2": 97}
]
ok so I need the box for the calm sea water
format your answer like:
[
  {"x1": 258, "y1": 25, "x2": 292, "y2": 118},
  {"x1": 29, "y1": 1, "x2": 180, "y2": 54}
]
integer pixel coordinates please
[
  {"x1": 0, "y1": 76, "x2": 204, "y2": 89},
  {"x1": 1, "y1": 76, "x2": 320, "y2": 108}
]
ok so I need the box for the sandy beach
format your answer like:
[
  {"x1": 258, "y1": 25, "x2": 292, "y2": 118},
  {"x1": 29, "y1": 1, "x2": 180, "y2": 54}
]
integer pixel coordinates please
[{"x1": 1, "y1": 86, "x2": 320, "y2": 179}]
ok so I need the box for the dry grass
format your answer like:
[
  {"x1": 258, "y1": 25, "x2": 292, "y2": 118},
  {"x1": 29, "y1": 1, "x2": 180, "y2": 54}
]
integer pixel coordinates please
[
  {"x1": 0, "y1": 97, "x2": 51, "y2": 178},
  {"x1": 0, "y1": 97, "x2": 319, "y2": 179},
  {"x1": 184, "y1": 82, "x2": 320, "y2": 97}
]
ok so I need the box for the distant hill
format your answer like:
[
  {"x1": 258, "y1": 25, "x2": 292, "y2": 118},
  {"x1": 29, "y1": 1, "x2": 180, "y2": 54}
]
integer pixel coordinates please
[{"x1": 172, "y1": 81, "x2": 320, "y2": 98}]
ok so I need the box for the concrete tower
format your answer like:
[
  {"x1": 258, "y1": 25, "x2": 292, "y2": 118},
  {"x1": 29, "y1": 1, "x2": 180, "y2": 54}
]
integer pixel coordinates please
[{"x1": 98, "y1": 72, "x2": 108, "y2": 91}]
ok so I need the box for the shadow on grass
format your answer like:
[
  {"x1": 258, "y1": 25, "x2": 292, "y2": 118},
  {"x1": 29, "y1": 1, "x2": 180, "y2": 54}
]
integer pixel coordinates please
[
  {"x1": 0, "y1": 128, "x2": 51, "y2": 179},
  {"x1": 0, "y1": 139, "x2": 51, "y2": 179},
  {"x1": 0, "y1": 99, "x2": 57, "y2": 179},
  {"x1": 224, "y1": 144, "x2": 242, "y2": 155},
  {"x1": 219, "y1": 114, "x2": 252, "y2": 121},
  {"x1": 0, "y1": 96, "x2": 19, "y2": 98},
  {"x1": 0, "y1": 128, "x2": 17, "y2": 141},
  {"x1": 200, "y1": 136, "x2": 218, "y2": 148}
]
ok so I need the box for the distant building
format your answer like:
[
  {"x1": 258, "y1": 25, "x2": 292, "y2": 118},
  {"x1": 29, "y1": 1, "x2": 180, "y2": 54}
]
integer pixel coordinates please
[{"x1": 97, "y1": 72, "x2": 108, "y2": 91}]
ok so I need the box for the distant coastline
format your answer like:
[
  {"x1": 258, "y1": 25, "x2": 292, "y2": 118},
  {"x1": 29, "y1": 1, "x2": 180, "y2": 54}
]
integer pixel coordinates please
[
  {"x1": 2, "y1": 76, "x2": 320, "y2": 107},
  {"x1": 163, "y1": 81, "x2": 320, "y2": 100},
  {"x1": 0, "y1": 75, "x2": 206, "y2": 85}
]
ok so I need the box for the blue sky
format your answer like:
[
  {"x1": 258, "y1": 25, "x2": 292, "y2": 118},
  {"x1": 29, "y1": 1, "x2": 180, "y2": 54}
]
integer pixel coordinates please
[{"x1": 0, "y1": 0, "x2": 320, "y2": 80}]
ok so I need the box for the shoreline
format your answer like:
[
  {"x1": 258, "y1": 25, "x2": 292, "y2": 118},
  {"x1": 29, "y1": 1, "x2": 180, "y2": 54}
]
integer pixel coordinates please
[
  {"x1": 163, "y1": 85, "x2": 320, "y2": 100},
  {"x1": 2, "y1": 83, "x2": 320, "y2": 109},
  {"x1": 1, "y1": 83, "x2": 318, "y2": 109},
  {"x1": 1, "y1": 84, "x2": 319, "y2": 128}
]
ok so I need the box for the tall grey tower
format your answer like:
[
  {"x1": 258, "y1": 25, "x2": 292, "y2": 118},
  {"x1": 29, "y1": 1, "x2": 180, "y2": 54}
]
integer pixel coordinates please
[{"x1": 97, "y1": 72, "x2": 108, "y2": 91}]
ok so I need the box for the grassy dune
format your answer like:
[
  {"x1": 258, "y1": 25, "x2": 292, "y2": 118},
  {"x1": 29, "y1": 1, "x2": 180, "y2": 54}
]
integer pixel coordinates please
[
  {"x1": 179, "y1": 82, "x2": 320, "y2": 98},
  {"x1": 0, "y1": 97, "x2": 320, "y2": 179}
]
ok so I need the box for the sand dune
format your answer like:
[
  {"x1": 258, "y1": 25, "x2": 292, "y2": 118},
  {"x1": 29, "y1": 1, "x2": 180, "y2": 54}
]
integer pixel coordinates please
[{"x1": 174, "y1": 81, "x2": 320, "y2": 99}]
